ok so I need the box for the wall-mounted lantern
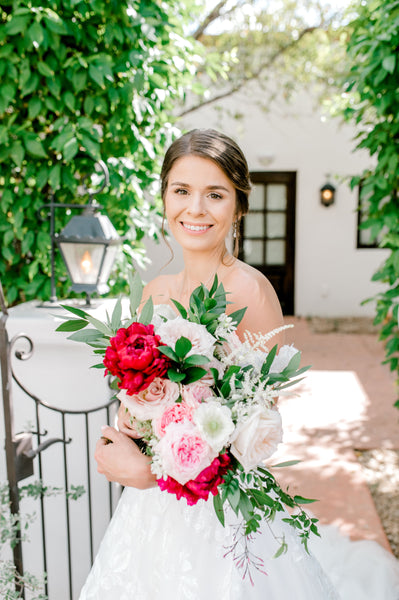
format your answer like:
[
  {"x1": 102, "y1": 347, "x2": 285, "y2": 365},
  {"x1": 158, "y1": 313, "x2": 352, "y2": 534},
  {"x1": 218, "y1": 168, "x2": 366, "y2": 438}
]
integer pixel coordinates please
[
  {"x1": 39, "y1": 158, "x2": 121, "y2": 305},
  {"x1": 320, "y1": 182, "x2": 336, "y2": 207},
  {"x1": 56, "y1": 204, "x2": 120, "y2": 303}
]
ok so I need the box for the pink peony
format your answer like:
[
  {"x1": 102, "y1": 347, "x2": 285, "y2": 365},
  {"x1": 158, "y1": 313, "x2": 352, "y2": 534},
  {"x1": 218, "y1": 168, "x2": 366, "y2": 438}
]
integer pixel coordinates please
[
  {"x1": 153, "y1": 402, "x2": 194, "y2": 438},
  {"x1": 155, "y1": 421, "x2": 216, "y2": 485},
  {"x1": 118, "y1": 377, "x2": 179, "y2": 421},
  {"x1": 103, "y1": 322, "x2": 170, "y2": 395},
  {"x1": 157, "y1": 453, "x2": 232, "y2": 505}
]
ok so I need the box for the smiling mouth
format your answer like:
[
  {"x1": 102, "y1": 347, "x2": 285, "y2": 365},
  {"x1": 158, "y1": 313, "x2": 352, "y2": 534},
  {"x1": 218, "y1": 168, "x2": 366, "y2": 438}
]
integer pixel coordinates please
[{"x1": 181, "y1": 222, "x2": 212, "y2": 232}]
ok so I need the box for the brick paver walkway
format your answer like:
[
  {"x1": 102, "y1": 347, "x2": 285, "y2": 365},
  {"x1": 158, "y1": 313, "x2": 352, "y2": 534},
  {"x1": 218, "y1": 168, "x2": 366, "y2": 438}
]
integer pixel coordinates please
[{"x1": 271, "y1": 317, "x2": 399, "y2": 552}]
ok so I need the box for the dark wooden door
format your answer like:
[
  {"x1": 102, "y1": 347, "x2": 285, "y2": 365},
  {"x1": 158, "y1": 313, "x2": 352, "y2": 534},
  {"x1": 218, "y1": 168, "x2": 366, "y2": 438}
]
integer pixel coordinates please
[{"x1": 239, "y1": 172, "x2": 296, "y2": 315}]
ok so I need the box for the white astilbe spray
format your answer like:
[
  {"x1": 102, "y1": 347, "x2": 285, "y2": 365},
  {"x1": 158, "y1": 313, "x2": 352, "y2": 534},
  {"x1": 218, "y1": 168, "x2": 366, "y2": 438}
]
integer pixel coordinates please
[
  {"x1": 214, "y1": 313, "x2": 236, "y2": 339},
  {"x1": 220, "y1": 324, "x2": 294, "y2": 370},
  {"x1": 243, "y1": 324, "x2": 294, "y2": 351}
]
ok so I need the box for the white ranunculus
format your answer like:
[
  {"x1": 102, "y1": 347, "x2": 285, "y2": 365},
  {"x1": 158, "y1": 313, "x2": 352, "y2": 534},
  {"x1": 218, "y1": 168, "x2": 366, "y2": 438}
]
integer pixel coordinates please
[
  {"x1": 230, "y1": 407, "x2": 283, "y2": 472},
  {"x1": 156, "y1": 317, "x2": 216, "y2": 360},
  {"x1": 269, "y1": 344, "x2": 299, "y2": 374},
  {"x1": 193, "y1": 401, "x2": 235, "y2": 453}
]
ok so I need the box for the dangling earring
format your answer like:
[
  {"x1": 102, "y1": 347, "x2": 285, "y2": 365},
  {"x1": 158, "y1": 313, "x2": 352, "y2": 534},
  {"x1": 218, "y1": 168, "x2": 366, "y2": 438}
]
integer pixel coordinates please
[{"x1": 232, "y1": 218, "x2": 240, "y2": 257}]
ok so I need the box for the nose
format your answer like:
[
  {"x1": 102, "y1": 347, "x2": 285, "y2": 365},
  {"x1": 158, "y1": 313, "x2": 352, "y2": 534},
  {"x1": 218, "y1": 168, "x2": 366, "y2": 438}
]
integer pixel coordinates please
[{"x1": 187, "y1": 192, "x2": 206, "y2": 216}]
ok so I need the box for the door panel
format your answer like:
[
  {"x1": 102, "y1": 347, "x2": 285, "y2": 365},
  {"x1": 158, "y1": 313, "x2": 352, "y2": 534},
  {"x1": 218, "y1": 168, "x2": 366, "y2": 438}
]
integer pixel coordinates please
[{"x1": 239, "y1": 172, "x2": 296, "y2": 315}]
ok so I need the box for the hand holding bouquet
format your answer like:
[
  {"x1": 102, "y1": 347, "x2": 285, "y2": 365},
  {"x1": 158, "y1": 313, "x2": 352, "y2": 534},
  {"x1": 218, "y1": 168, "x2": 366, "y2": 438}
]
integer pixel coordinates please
[{"x1": 57, "y1": 274, "x2": 318, "y2": 578}]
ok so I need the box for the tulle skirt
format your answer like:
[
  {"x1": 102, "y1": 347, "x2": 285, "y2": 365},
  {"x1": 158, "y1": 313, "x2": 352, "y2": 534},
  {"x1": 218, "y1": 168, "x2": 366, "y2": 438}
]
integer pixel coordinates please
[{"x1": 79, "y1": 484, "x2": 399, "y2": 599}]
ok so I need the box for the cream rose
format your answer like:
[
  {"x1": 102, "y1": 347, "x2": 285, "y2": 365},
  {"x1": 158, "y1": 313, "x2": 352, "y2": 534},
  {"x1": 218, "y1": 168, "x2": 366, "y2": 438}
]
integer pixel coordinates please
[
  {"x1": 230, "y1": 407, "x2": 283, "y2": 472},
  {"x1": 269, "y1": 344, "x2": 299, "y2": 373},
  {"x1": 117, "y1": 377, "x2": 180, "y2": 421}
]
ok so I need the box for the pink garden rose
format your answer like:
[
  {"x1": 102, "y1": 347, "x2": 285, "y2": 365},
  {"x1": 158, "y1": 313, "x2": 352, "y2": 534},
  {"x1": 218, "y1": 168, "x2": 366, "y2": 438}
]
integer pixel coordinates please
[
  {"x1": 230, "y1": 407, "x2": 283, "y2": 472},
  {"x1": 157, "y1": 453, "x2": 232, "y2": 505},
  {"x1": 118, "y1": 377, "x2": 179, "y2": 421},
  {"x1": 153, "y1": 402, "x2": 194, "y2": 438},
  {"x1": 155, "y1": 421, "x2": 216, "y2": 485},
  {"x1": 181, "y1": 382, "x2": 213, "y2": 407}
]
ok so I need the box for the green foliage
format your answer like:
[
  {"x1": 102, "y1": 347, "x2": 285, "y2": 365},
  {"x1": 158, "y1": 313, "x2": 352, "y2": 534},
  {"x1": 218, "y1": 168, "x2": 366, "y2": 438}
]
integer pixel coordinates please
[
  {"x1": 0, "y1": 0, "x2": 202, "y2": 305},
  {"x1": 0, "y1": 480, "x2": 84, "y2": 599},
  {"x1": 341, "y1": 0, "x2": 399, "y2": 406},
  {"x1": 214, "y1": 460, "x2": 319, "y2": 575},
  {"x1": 182, "y1": 0, "x2": 351, "y2": 118}
]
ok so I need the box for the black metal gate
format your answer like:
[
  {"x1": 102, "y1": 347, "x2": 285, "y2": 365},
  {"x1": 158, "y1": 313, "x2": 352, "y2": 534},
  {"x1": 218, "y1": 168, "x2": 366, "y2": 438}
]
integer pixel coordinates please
[{"x1": 0, "y1": 279, "x2": 119, "y2": 600}]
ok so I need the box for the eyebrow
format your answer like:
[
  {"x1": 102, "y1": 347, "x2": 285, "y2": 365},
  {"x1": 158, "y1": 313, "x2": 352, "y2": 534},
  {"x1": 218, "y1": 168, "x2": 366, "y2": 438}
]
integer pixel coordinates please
[{"x1": 170, "y1": 181, "x2": 231, "y2": 192}]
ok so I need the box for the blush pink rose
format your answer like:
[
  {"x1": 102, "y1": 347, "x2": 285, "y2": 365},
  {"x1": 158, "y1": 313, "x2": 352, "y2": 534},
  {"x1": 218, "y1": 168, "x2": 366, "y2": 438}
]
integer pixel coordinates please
[
  {"x1": 117, "y1": 377, "x2": 179, "y2": 421},
  {"x1": 157, "y1": 453, "x2": 232, "y2": 505},
  {"x1": 153, "y1": 402, "x2": 194, "y2": 438},
  {"x1": 181, "y1": 382, "x2": 213, "y2": 407},
  {"x1": 155, "y1": 421, "x2": 217, "y2": 485}
]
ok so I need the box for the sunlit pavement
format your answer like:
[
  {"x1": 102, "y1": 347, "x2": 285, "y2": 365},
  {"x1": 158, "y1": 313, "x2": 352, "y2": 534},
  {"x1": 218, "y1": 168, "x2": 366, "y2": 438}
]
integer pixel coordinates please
[{"x1": 271, "y1": 317, "x2": 399, "y2": 552}]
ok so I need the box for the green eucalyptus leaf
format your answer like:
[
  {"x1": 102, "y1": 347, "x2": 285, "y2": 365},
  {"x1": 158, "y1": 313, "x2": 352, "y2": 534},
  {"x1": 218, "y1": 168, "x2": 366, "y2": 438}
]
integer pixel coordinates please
[
  {"x1": 56, "y1": 319, "x2": 88, "y2": 332},
  {"x1": 171, "y1": 299, "x2": 187, "y2": 319},
  {"x1": 128, "y1": 271, "x2": 143, "y2": 318},
  {"x1": 111, "y1": 297, "x2": 122, "y2": 331},
  {"x1": 67, "y1": 329, "x2": 104, "y2": 343},
  {"x1": 213, "y1": 493, "x2": 225, "y2": 527},
  {"x1": 139, "y1": 296, "x2": 153, "y2": 325},
  {"x1": 60, "y1": 305, "x2": 90, "y2": 319}
]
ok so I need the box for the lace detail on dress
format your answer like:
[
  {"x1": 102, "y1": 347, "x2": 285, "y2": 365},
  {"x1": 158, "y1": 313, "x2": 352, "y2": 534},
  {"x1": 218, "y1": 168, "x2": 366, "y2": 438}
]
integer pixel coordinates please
[{"x1": 80, "y1": 486, "x2": 343, "y2": 600}]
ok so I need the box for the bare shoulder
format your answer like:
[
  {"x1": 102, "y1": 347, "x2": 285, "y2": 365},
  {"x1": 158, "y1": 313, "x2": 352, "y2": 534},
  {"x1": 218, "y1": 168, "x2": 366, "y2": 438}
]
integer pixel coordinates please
[
  {"x1": 141, "y1": 273, "x2": 177, "y2": 306},
  {"x1": 224, "y1": 260, "x2": 280, "y2": 310},
  {"x1": 224, "y1": 260, "x2": 284, "y2": 344}
]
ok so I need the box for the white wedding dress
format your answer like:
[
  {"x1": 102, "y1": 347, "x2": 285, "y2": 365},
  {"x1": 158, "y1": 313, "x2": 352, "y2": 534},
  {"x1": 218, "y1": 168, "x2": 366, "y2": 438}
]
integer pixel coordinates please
[{"x1": 79, "y1": 484, "x2": 399, "y2": 600}]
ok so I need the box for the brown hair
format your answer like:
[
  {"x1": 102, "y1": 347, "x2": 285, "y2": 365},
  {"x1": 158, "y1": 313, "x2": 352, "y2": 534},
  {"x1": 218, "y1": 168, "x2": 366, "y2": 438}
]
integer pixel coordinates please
[{"x1": 161, "y1": 129, "x2": 251, "y2": 256}]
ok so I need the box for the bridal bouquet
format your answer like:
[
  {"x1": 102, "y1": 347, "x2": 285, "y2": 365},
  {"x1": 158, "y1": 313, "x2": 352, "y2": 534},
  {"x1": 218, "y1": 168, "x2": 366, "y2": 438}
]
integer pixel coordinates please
[{"x1": 57, "y1": 274, "x2": 318, "y2": 575}]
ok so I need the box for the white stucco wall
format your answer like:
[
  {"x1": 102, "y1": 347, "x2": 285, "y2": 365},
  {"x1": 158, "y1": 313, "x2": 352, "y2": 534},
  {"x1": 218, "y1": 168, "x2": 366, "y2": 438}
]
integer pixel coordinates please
[{"x1": 140, "y1": 87, "x2": 388, "y2": 318}]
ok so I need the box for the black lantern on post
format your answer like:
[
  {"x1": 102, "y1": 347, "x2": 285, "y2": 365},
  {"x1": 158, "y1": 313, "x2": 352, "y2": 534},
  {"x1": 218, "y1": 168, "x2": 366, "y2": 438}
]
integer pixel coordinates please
[
  {"x1": 39, "y1": 158, "x2": 121, "y2": 306},
  {"x1": 320, "y1": 182, "x2": 336, "y2": 207},
  {"x1": 55, "y1": 203, "x2": 120, "y2": 305}
]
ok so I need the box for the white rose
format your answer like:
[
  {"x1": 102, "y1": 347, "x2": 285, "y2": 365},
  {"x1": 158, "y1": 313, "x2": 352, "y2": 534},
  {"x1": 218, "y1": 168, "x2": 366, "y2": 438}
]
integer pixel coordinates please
[
  {"x1": 230, "y1": 407, "x2": 283, "y2": 472},
  {"x1": 156, "y1": 317, "x2": 216, "y2": 360},
  {"x1": 151, "y1": 304, "x2": 178, "y2": 329},
  {"x1": 269, "y1": 344, "x2": 299, "y2": 373},
  {"x1": 193, "y1": 401, "x2": 235, "y2": 453}
]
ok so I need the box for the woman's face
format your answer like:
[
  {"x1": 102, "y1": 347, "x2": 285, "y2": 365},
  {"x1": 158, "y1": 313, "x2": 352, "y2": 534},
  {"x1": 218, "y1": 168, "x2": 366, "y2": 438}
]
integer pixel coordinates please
[{"x1": 164, "y1": 155, "x2": 236, "y2": 255}]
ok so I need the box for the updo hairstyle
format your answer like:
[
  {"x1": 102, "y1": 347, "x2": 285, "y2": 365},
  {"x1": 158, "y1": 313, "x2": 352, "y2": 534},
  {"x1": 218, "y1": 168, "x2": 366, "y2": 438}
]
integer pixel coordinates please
[{"x1": 160, "y1": 129, "x2": 251, "y2": 256}]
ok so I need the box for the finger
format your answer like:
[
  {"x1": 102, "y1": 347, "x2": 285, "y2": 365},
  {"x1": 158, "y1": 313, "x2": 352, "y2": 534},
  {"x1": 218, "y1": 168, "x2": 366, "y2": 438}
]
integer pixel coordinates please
[{"x1": 100, "y1": 425, "x2": 121, "y2": 442}]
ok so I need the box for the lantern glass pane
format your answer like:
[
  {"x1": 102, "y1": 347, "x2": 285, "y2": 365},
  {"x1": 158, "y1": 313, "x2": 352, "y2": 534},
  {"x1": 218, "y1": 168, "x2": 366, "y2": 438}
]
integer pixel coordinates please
[
  {"x1": 60, "y1": 243, "x2": 104, "y2": 284},
  {"x1": 98, "y1": 246, "x2": 118, "y2": 285}
]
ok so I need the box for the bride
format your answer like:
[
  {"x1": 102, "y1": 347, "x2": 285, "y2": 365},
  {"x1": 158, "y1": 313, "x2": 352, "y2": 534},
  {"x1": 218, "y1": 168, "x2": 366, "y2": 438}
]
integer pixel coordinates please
[{"x1": 79, "y1": 129, "x2": 399, "y2": 599}]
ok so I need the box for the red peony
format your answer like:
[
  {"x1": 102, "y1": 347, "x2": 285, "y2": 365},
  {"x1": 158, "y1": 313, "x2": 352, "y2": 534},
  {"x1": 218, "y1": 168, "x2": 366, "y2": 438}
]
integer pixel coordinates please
[
  {"x1": 103, "y1": 322, "x2": 170, "y2": 395},
  {"x1": 157, "y1": 453, "x2": 232, "y2": 506}
]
